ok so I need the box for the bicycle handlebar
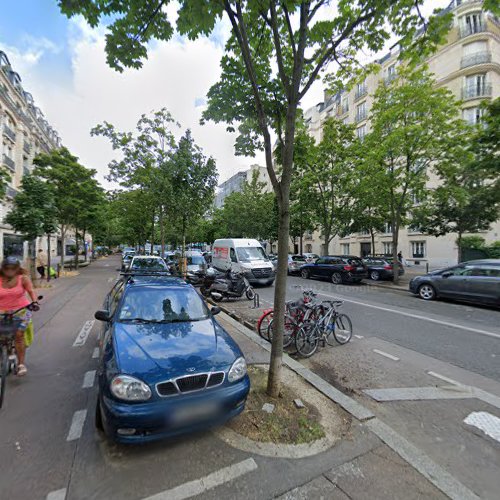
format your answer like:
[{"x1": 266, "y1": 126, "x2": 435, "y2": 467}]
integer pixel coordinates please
[{"x1": 0, "y1": 296, "x2": 43, "y2": 318}]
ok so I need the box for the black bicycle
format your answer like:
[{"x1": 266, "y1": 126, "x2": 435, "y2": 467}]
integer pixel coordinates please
[{"x1": 0, "y1": 297, "x2": 41, "y2": 409}]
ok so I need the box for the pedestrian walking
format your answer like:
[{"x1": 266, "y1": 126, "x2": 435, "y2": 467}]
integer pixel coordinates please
[{"x1": 36, "y1": 249, "x2": 46, "y2": 278}]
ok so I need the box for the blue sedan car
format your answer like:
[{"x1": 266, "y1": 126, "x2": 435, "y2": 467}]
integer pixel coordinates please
[{"x1": 94, "y1": 275, "x2": 250, "y2": 443}]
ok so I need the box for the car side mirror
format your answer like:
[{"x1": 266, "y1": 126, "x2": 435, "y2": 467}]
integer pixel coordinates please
[
  {"x1": 442, "y1": 271, "x2": 453, "y2": 278},
  {"x1": 211, "y1": 306, "x2": 221, "y2": 316},
  {"x1": 95, "y1": 310, "x2": 111, "y2": 322}
]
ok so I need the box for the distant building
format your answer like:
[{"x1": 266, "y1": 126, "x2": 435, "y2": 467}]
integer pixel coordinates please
[
  {"x1": 0, "y1": 50, "x2": 90, "y2": 264},
  {"x1": 215, "y1": 164, "x2": 271, "y2": 208},
  {"x1": 302, "y1": 0, "x2": 500, "y2": 267}
]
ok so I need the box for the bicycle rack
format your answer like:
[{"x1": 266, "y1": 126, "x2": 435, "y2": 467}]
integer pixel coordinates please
[{"x1": 251, "y1": 293, "x2": 260, "y2": 309}]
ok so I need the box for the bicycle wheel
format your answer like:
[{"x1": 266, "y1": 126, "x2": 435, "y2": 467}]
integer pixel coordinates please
[
  {"x1": 332, "y1": 313, "x2": 353, "y2": 345},
  {"x1": 267, "y1": 315, "x2": 296, "y2": 348},
  {"x1": 257, "y1": 309, "x2": 273, "y2": 340},
  {"x1": 0, "y1": 345, "x2": 8, "y2": 409},
  {"x1": 295, "y1": 322, "x2": 319, "y2": 358}
]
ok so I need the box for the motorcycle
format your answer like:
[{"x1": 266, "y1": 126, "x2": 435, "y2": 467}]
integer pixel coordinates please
[{"x1": 201, "y1": 268, "x2": 255, "y2": 301}]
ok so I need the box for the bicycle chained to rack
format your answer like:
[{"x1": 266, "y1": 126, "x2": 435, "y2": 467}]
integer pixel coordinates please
[{"x1": 263, "y1": 286, "x2": 353, "y2": 358}]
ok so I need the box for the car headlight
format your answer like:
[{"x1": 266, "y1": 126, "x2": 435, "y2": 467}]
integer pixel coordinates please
[
  {"x1": 228, "y1": 357, "x2": 247, "y2": 383},
  {"x1": 110, "y1": 375, "x2": 152, "y2": 401}
]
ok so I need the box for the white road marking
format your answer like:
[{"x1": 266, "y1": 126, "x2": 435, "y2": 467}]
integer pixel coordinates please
[
  {"x1": 82, "y1": 370, "x2": 96, "y2": 389},
  {"x1": 464, "y1": 411, "x2": 500, "y2": 443},
  {"x1": 354, "y1": 334, "x2": 364, "y2": 339},
  {"x1": 143, "y1": 458, "x2": 258, "y2": 500},
  {"x1": 46, "y1": 489, "x2": 66, "y2": 500},
  {"x1": 66, "y1": 410, "x2": 87, "y2": 441},
  {"x1": 364, "y1": 386, "x2": 474, "y2": 402},
  {"x1": 92, "y1": 347, "x2": 99, "y2": 359},
  {"x1": 427, "y1": 371, "x2": 461, "y2": 386},
  {"x1": 318, "y1": 292, "x2": 500, "y2": 340},
  {"x1": 373, "y1": 349, "x2": 400, "y2": 361},
  {"x1": 72, "y1": 320, "x2": 95, "y2": 347}
]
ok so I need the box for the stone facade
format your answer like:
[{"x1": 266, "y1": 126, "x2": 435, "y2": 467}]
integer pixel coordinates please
[{"x1": 302, "y1": 0, "x2": 500, "y2": 267}]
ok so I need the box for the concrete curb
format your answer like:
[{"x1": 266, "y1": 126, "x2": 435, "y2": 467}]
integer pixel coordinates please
[
  {"x1": 362, "y1": 281, "x2": 409, "y2": 293},
  {"x1": 215, "y1": 306, "x2": 480, "y2": 500}
]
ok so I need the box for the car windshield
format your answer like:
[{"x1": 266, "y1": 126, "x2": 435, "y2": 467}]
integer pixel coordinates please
[
  {"x1": 236, "y1": 247, "x2": 268, "y2": 262},
  {"x1": 118, "y1": 286, "x2": 209, "y2": 323},
  {"x1": 291, "y1": 255, "x2": 306, "y2": 262},
  {"x1": 131, "y1": 258, "x2": 167, "y2": 270},
  {"x1": 187, "y1": 255, "x2": 205, "y2": 265},
  {"x1": 346, "y1": 258, "x2": 363, "y2": 266}
]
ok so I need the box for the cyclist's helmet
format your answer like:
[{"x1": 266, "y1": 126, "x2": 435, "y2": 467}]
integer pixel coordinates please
[{"x1": 2, "y1": 256, "x2": 20, "y2": 267}]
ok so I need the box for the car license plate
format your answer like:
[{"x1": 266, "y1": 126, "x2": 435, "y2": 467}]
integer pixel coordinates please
[
  {"x1": 356, "y1": 267, "x2": 364, "y2": 271},
  {"x1": 170, "y1": 402, "x2": 219, "y2": 426}
]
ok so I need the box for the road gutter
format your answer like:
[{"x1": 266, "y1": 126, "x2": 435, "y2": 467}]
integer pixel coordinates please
[{"x1": 216, "y1": 308, "x2": 480, "y2": 500}]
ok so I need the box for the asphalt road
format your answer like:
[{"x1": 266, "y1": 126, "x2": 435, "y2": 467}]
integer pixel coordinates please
[{"x1": 255, "y1": 275, "x2": 500, "y2": 381}]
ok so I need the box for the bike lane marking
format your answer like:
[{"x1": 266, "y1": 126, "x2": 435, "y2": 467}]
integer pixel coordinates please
[
  {"x1": 66, "y1": 409, "x2": 87, "y2": 441},
  {"x1": 142, "y1": 458, "x2": 258, "y2": 500},
  {"x1": 373, "y1": 349, "x2": 400, "y2": 361},
  {"x1": 318, "y1": 292, "x2": 500, "y2": 340},
  {"x1": 92, "y1": 347, "x2": 99, "y2": 359},
  {"x1": 464, "y1": 411, "x2": 500, "y2": 443},
  {"x1": 72, "y1": 320, "x2": 95, "y2": 347},
  {"x1": 82, "y1": 370, "x2": 96, "y2": 389}
]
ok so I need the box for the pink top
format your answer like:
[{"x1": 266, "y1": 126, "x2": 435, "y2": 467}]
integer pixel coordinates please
[{"x1": 0, "y1": 275, "x2": 31, "y2": 311}]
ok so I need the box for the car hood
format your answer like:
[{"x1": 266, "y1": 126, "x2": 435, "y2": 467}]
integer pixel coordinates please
[{"x1": 113, "y1": 319, "x2": 242, "y2": 383}]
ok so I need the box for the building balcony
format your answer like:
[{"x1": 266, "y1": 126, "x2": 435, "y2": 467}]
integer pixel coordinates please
[
  {"x1": 461, "y1": 51, "x2": 492, "y2": 69},
  {"x1": 23, "y1": 141, "x2": 31, "y2": 155},
  {"x1": 459, "y1": 24, "x2": 486, "y2": 39},
  {"x1": 355, "y1": 111, "x2": 367, "y2": 123},
  {"x1": 2, "y1": 154, "x2": 15, "y2": 172},
  {"x1": 354, "y1": 87, "x2": 368, "y2": 101},
  {"x1": 462, "y1": 83, "x2": 492, "y2": 100},
  {"x1": 3, "y1": 124, "x2": 16, "y2": 142}
]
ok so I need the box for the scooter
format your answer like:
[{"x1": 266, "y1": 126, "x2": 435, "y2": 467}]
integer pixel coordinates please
[{"x1": 201, "y1": 268, "x2": 255, "y2": 301}]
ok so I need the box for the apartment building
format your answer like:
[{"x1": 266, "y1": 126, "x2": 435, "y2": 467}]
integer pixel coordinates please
[
  {"x1": 0, "y1": 49, "x2": 84, "y2": 264},
  {"x1": 215, "y1": 164, "x2": 272, "y2": 208},
  {"x1": 302, "y1": 0, "x2": 500, "y2": 267}
]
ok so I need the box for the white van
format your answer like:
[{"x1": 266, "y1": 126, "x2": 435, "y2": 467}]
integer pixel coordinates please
[{"x1": 212, "y1": 239, "x2": 275, "y2": 286}]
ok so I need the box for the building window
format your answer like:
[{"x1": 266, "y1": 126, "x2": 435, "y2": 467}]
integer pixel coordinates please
[
  {"x1": 411, "y1": 241, "x2": 426, "y2": 258},
  {"x1": 340, "y1": 243, "x2": 350, "y2": 255},
  {"x1": 355, "y1": 81, "x2": 368, "y2": 100},
  {"x1": 385, "y1": 64, "x2": 397, "y2": 83},
  {"x1": 305, "y1": 244, "x2": 312, "y2": 253},
  {"x1": 463, "y1": 74, "x2": 490, "y2": 100},
  {"x1": 356, "y1": 101, "x2": 367, "y2": 122},
  {"x1": 383, "y1": 222, "x2": 393, "y2": 234},
  {"x1": 460, "y1": 12, "x2": 484, "y2": 38},
  {"x1": 462, "y1": 106, "x2": 484, "y2": 125},
  {"x1": 356, "y1": 124, "x2": 367, "y2": 141},
  {"x1": 3, "y1": 234, "x2": 24, "y2": 260},
  {"x1": 382, "y1": 242, "x2": 393, "y2": 255},
  {"x1": 359, "y1": 228, "x2": 370, "y2": 236}
]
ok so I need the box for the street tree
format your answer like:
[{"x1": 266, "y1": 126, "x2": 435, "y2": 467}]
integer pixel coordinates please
[
  {"x1": 92, "y1": 108, "x2": 178, "y2": 253},
  {"x1": 414, "y1": 98, "x2": 500, "y2": 262},
  {"x1": 5, "y1": 174, "x2": 58, "y2": 278},
  {"x1": 169, "y1": 129, "x2": 218, "y2": 263},
  {"x1": 295, "y1": 119, "x2": 360, "y2": 256},
  {"x1": 34, "y1": 147, "x2": 101, "y2": 268},
  {"x1": 58, "y1": 0, "x2": 453, "y2": 395},
  {"x1": 363, "y1": 66, "x2": 467, "y2": 282}
]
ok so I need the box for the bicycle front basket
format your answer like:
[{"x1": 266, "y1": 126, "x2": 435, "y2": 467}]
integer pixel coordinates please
[{"x1": 0, "y1": 317, "x2": 23, "y2": 337}]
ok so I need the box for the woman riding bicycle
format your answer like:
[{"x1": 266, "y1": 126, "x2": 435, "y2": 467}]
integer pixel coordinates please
[{"x1": 0, "y1": 257, "x2": 38, "y2": 376}]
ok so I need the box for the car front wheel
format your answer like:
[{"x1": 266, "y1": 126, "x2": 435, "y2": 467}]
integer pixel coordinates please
[
  {"x1": 331, "y1": 272, "x2": 343, "y2": 285},
  {"x1": 301, "y1": 269, "x2": 310, "y2": 279},
  {"x1": 370, "y1": 270, "x2": 380, "y2": 281},
  {"x1": 418, "y1": 283, "x2": 436, "y2": 301}
]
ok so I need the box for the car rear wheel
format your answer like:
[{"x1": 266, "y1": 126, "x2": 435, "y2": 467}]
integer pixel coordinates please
[
  {"x1": 370, "y1": 270, "x2": 380, "y2": 281},
  {"x1": 331, "y1": 272, "x2": 343, "y2": 285},
  {"x1": 418, "y1": 284, "x2": 436, "y2": 301},
  {"x1": 301, "y1": 269, "x2": 310, "y2": 279}
]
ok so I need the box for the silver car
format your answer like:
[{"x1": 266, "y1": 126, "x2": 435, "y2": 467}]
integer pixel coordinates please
[{"x1": 409, "y1": 259, "x2": 500, "y2": 306}]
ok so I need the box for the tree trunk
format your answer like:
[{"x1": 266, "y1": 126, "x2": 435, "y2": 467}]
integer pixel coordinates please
[
  {"x1": 370, "y1": 229, "x2": 376, "y2": 256},
  {"x1": 74, "y1": 231, "x2": 79, "y2": 270},
  {"x1": 299, "y1": 234, "x2": 303, "y2": 255},
  {"x1": 322, "y1": 230, "x2": 330, "y2": 256},
  {"x1": 392, "y1": 221, "x2": 400, "y2": 284},
  {"x1": 151, "y1": 210, "x2": 155, "y2": 253},
  {"x1": 160, "y1": 207, "x2": 165, "y2": 257},
  {"x1": 457, "y1": 232, "x2": 463, "y2": 263},
  {"x1": 60, "y1": 226, "x2": 66, "y2": 270},
  {"x1": 83, "y1": 229, "x2": 87, "y2": 262},
  {"x1": 28, "y1": 240, "x2": 37, "y2": 282},
  {"x1": 267, "y1": 199, "x2": 290, "y2": 398},
  {"x1": 47, "y1": 234, "x2": 51, "y2": 283}
]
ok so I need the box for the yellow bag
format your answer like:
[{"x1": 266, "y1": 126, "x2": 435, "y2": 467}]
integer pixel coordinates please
[{"x1": 24, "y1": 322, "x2": 34, "y2": 347}]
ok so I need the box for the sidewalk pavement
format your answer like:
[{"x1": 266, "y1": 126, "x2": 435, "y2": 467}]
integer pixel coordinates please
[{"x1": 217, "y1": 312, "x2": 477, "y2": 500}]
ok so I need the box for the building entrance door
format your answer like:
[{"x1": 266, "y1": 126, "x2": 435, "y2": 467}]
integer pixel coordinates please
[{"x1": 360, "y1": 242, "x2": 371, "y2": 257}]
